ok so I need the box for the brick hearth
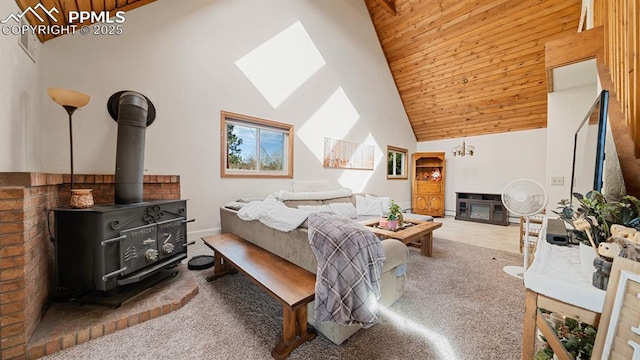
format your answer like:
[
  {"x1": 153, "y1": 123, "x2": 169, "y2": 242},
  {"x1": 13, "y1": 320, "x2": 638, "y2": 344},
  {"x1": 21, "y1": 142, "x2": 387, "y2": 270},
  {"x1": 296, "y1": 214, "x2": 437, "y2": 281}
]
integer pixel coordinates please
[
  {"x1": 0, "y1": 173, "x2": 193, "y2": 360},
  {"x1": 27, "y1": 264, "x2": 198, "y2": 359}
]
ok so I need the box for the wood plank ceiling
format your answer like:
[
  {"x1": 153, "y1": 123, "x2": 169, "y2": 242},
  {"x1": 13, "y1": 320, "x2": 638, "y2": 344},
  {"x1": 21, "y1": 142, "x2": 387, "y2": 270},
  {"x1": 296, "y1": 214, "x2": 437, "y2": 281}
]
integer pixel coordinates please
[
  {"x1": 14, "y1": 0, "x2": 155, "y2": 42},
  {"x1": 365, "y1": 0, "x2": 583, "y2": 142}
]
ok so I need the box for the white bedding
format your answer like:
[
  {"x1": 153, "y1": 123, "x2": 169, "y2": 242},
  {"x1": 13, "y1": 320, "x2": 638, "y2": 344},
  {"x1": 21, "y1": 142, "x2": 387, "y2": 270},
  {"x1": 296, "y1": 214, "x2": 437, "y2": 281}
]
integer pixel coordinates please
[{"x1": 237, "y1": 196, "x2": 309, "y2": 232}]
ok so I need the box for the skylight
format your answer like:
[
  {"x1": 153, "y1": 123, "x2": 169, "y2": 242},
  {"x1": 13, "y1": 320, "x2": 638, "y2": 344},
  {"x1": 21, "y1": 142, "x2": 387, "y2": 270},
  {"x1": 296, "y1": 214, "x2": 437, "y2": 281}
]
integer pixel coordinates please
[{"x1": 235, "y1": 21, "x2": 326, "y2": 109}]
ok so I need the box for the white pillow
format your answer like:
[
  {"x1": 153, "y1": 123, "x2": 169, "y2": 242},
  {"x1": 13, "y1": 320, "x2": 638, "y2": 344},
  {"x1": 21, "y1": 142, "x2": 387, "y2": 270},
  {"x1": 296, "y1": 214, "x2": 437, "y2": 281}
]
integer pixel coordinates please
[
  {"x1": 291, "y1": 180, "x2": 338, "y2": 192},
  {"x1": 356, "y1": 195, "x2": 384, "y2": 216},
  {"x1": 328, "y1": 202, "x2": 358, "y2": 219},
  {"x1": 297, "y1": 205, "x2": 332, "y2": 213},
  {"x1": 365, "y1": 194, "x2": 391, "y2": 215}
]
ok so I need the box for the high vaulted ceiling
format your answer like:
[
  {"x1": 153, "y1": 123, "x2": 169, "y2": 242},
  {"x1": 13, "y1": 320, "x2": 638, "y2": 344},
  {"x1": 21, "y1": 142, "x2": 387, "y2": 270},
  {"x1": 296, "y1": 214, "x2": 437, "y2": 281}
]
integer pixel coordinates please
[
  {"x1": 17, "y1": 0, "x2": 584, "y2": 142},
  {"x1": 365, "y1": 0, "x2": 583, "y2": 142}
]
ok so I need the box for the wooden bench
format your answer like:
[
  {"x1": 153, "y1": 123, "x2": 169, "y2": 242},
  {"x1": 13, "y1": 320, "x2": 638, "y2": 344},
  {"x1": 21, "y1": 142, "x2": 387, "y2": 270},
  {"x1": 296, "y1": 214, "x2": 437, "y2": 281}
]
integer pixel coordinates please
[{"x1": 202, "y1": 233, "x2": 316, "y2": 360}]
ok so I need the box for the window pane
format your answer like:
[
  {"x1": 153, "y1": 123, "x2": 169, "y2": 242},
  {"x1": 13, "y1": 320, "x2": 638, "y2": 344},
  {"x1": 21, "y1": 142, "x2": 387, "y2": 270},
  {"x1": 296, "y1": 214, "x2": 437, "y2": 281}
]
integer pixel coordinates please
[
  {"x1": 395, "y1": 153, "x2": 404, "y2": 175},
  {"x1": 387, "y1": 151, "x2": 404, "y2": 176},
  {"x1": 388, "y1": 152, "x2": 395, "y2": 175},
  {"x1": 221, "y1": 111, "x2": 293, "y2": 178},
  {"x1": 386, "y1": 147, "x2": 407, "y2": 179},
  {"x1": 227, "y1": 123, "x2": 257, "y2": 170},
  {"x1": 259, "y1": 129, "x2": 285, "y2": 171}
]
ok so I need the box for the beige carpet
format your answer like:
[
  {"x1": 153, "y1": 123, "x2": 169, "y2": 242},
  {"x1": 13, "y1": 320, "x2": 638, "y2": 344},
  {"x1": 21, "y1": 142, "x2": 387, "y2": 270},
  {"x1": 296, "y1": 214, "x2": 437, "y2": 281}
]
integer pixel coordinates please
[{"x1": 40, "y1": 237, "x2": 525, "y2": 360}]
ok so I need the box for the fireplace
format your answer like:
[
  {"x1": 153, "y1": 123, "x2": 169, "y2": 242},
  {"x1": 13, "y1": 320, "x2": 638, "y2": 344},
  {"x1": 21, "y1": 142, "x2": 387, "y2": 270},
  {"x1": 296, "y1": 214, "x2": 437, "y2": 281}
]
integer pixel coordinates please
[
  {"x1": 53, "y1": 200, "x2": 189, "y2": 294},
  {"x1": 52, "y1": 91, "x2": 192, "y2": 298},
  {"x1": 0, "y1": 172, "x2": 188, "y2": 359},
  {"x1": 455, "y1": 192, "x2": 509, "y2": 225}
]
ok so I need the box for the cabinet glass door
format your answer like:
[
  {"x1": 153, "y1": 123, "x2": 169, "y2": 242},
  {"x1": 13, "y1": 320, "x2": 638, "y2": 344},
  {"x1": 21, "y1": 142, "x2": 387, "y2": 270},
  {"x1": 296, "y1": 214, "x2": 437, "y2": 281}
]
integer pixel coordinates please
[{"x1": 457, "y1": 201, "x2": 468, "y2": 218}]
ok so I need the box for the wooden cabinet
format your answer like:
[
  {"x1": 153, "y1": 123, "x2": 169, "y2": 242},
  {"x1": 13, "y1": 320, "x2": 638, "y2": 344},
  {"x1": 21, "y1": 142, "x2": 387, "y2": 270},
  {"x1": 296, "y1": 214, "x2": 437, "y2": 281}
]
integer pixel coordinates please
[
  {"x1": 411, "y1": 152, "x2": 445, "y2": 217},
  {"x1": 455, "y1": 192, "x2": 508, "y2": 226}
]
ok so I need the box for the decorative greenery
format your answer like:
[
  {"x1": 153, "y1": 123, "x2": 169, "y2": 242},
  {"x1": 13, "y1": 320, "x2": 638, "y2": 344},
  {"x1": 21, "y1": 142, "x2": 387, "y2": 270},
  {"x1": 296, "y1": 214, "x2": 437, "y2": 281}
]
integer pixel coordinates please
[
  {"x1": 554, "y1": 190, "x2": 640, "y2": 246},
  {"x1": 536, "y1": 314, "x2": 597, "y2": 360},
  {"x1": 387, "y1": 200, "x2": 402, "y2": 222}
]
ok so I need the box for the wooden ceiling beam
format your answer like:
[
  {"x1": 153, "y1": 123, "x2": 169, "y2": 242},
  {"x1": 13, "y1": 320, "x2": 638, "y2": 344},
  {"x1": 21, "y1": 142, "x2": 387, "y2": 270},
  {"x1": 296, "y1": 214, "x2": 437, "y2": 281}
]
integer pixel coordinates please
[
  {"x1": 545, "y1": 26, "x2": 605, "y2": 92},
  {"x1": 377, "y1": 0, "x2": 397, "y2": 16}
]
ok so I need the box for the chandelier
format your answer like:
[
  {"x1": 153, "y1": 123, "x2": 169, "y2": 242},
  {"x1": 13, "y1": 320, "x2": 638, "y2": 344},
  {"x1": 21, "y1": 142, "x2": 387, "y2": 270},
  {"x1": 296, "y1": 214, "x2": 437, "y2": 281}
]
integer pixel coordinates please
[
  {"x1": 452, "y1": 139, "x2": 474, "y2": 156},
  {"x1": 451, "y1": 77, "x2": 475, "y2": 157}
]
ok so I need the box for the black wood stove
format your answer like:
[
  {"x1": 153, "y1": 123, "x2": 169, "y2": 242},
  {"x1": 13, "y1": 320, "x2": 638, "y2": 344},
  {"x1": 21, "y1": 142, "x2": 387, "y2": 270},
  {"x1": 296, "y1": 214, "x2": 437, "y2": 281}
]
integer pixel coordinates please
[
  {"x1": 54, "y1": 200, "x2": 189, "y2": 294},
  {"x1": 53, "y1": 91, "x2": 192, "y2": 302}
]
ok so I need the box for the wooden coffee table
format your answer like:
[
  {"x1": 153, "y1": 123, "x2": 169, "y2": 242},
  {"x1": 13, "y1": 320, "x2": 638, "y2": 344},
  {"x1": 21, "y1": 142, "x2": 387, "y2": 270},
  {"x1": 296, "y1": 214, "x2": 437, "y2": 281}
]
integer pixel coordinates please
[{"x1": 361, "y1": 218, "x2": 442, "y2": 257}]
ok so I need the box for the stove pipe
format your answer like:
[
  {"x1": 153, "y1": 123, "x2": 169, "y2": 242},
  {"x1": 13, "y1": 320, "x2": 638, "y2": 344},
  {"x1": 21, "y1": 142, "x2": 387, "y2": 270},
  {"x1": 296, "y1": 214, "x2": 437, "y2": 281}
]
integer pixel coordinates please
[{"x1": 113, "y1": 92, "x2": 149, "y2": 204}]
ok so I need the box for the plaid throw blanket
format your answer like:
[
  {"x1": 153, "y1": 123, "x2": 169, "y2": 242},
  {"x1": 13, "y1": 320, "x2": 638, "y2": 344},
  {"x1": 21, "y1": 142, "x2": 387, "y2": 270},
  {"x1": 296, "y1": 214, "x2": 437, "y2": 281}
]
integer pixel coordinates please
[{"x1": 307, "y1": 213, "x2": 386, "y2": 328}]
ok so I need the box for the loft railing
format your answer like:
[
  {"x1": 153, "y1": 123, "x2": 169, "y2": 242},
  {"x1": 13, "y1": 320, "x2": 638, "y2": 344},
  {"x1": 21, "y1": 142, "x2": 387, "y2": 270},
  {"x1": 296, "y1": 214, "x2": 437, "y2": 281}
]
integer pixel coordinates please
[
  {"x1": 595, "y1": 0, "x2": 639, "y2": 157},
  {"x1": 586, "y1": 0, "x2": 640, "y2": 197}
]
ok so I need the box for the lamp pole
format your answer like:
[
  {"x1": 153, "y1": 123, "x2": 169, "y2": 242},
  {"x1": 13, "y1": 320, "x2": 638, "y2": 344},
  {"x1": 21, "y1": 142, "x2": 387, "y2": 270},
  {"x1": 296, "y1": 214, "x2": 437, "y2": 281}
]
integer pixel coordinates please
[{"x1": 63, "y1": 105, "x2": 78, "y2": 190}]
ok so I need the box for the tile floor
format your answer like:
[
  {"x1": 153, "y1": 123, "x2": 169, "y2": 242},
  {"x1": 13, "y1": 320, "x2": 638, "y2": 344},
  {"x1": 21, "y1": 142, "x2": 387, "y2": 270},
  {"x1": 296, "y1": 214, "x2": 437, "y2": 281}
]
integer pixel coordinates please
[{"x1": 433, "y1": 215, "x2": 521, "y2": 254}]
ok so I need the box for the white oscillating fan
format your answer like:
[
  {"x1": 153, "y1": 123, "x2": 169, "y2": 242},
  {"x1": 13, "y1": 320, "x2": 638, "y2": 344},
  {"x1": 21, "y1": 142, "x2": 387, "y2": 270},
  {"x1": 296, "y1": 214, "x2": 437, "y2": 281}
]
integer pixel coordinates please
[{"x1": 501, "y1": 178, "x2": 548, "y2": 279}]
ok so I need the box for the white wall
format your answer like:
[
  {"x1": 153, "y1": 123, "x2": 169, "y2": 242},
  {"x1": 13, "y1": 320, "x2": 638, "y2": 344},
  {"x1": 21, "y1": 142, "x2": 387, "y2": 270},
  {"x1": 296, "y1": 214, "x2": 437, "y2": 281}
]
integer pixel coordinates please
[
  {"x1": 417, "y1": 129, "x2": 547, "y2": 216},
  {"x1": 546, "y1": 84, "x2": 597, "y2": 211},
  {"x1": 0, "y1": 1, "x2": 43, "y2": 172},
  {"x1": 38, "y1": 0, "x2": 416, "y2": 232},
  {"x1": 546, "y1": 60, "x2": 599, "y2": 212}
]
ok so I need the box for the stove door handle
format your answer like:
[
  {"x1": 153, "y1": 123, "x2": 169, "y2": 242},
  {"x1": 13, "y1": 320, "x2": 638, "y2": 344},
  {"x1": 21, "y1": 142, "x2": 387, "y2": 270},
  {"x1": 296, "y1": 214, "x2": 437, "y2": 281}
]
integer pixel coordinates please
[
  {"x1": 182, "y1": 218, "x2": 195, "y2": 224},
  {"x1": 102, "y1": 266, "x2": 127, "y2": 282},
  {"x1": 101, "y1": 235, "x2": 127, "y2": 246},
  {"x1": 185, "y1": 241, "x2": 196, "y2": 246}
]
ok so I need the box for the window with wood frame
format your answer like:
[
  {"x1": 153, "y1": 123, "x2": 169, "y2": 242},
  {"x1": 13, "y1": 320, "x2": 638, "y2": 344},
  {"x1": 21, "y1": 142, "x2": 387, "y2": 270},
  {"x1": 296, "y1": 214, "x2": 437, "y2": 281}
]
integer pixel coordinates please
[
  {"x1": 220, "y1": 111, "x2": 294, "y2": 178},
  {"x1": 387, "y1": 146, "x2": 408, "y2": 179}
]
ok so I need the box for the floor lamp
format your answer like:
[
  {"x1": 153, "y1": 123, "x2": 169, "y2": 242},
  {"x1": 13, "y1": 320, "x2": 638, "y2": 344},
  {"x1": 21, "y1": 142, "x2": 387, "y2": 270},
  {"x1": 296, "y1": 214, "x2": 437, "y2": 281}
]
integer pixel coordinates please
[{"x1": 47, "y1": 88, "x2": 90, "y2": 199}]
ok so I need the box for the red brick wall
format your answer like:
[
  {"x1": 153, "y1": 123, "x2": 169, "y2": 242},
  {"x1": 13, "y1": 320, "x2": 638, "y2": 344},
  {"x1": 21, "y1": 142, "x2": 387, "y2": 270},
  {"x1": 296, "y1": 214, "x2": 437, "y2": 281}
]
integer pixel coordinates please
[{"x1": 0, "y1": 173, "x2": 180, "y2": 360}]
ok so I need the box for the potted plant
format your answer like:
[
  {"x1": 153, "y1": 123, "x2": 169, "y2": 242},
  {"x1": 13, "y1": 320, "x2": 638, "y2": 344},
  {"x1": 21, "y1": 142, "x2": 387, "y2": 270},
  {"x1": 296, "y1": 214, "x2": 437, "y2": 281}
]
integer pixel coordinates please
[
  {"x1": 387, "y1": 200, "x2": 402, "y2": 230},
  {"x1": 536, "y1": 314, "x2": 597, "y2": 360},
  {"x1": 554, "y1": 190, "x2": 640, "y2": 246},
  {"x1": 555, "y1": 191, "x2": 640, "y2": 275}
]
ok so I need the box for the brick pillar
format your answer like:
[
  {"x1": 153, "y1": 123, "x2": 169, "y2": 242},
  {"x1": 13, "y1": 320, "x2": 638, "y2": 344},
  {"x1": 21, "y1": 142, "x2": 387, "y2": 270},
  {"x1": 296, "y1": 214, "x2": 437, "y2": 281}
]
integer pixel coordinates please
[
  {"x1": 0, "y1": 173, "x2": 180, "y2": 360},
  {"x1": 0, "y1": 173, "x2": 61, "y2": 360}
]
